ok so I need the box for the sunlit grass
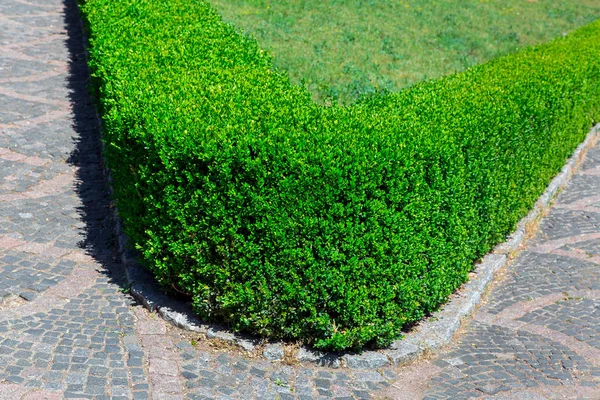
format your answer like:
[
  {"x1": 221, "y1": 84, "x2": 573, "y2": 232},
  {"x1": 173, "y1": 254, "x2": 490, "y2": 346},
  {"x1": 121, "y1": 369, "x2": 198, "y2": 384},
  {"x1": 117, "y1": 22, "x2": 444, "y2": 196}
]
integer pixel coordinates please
[{"x1": 211, "y1": 0, "x2": 600, "y2": 104}]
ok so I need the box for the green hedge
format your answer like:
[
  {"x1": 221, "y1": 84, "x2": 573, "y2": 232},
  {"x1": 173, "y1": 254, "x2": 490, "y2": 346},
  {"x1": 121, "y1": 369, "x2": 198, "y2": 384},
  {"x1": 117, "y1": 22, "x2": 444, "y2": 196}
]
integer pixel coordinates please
[{"x1": 80, "y1": 0, "x2": 600, "y2": 351}]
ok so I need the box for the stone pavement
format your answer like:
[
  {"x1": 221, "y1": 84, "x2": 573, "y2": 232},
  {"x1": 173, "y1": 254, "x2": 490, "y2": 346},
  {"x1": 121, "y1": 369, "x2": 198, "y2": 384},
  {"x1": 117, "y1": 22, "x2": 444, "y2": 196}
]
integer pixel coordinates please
[{"x1": 0, "y1": 0, "x2": 599, "y2": 399}]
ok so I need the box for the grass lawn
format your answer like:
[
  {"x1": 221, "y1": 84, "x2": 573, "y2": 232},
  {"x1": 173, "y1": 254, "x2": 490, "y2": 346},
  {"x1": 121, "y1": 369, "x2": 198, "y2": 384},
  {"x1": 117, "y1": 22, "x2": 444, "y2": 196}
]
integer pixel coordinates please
[{"x1": 211, "y1": 0, "x2": 600, "y2": 104}]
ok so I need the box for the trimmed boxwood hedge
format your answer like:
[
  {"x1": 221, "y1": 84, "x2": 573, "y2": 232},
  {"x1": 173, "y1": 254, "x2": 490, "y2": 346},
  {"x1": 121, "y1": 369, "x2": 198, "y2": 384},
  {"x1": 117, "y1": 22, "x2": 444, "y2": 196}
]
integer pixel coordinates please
[{"x1": 79, "y1": 0, "x2": 600, "y2": 351}]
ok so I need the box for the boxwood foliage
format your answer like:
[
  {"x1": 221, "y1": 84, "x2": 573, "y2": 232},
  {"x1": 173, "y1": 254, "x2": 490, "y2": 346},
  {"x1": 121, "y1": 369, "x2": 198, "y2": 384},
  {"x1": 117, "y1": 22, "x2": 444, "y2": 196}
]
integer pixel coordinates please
[{"x1": 79, "y1": 0, "x2": 600, "y2": 350}]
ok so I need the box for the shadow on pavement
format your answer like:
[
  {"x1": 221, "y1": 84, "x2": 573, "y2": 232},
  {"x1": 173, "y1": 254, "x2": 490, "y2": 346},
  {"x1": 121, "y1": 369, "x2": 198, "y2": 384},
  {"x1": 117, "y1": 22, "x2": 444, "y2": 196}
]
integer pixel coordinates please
[{"x1": 62, "y1": 0, "x2": 129, "y2": 288}]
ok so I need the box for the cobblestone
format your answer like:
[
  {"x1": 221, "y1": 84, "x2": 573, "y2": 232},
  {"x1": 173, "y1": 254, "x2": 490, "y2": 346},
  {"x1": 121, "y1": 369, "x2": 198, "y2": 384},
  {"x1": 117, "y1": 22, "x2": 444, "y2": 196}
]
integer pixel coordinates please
[
  {"x1": 483, "y1": 251, "x2": 600, "y2": 316},
  {"x1": 518, "y1": 299, "x2": 600, "y2": 349}
]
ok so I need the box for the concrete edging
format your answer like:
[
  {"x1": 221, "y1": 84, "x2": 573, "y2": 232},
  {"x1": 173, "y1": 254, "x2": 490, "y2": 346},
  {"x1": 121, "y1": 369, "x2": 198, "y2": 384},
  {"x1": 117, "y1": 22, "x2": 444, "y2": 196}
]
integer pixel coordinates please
[{"x1": 107, "y1": 122, "x2": 599, "y2": 369}]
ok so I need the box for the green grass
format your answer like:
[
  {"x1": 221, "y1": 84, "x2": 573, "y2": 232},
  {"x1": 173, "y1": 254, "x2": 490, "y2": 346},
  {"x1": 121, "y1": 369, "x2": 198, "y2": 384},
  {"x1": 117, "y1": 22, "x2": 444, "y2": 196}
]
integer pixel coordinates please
[{"x1": 211, "y1": 0, "x2": 600, "y2": 104}]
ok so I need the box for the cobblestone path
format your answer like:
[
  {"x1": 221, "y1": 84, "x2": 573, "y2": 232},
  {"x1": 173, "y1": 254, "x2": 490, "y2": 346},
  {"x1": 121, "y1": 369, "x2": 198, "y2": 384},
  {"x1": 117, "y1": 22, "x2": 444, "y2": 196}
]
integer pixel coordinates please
[{"x1": 1, "y1": 0, "x2": 599, "y2": 399}]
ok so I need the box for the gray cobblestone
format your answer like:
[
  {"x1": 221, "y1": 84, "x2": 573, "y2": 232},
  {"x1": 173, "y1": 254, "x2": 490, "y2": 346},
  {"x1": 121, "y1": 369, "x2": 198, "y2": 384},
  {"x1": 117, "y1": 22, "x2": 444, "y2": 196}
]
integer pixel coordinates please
[{"x1": 484, "y1": 251, "x2": 599, "y2": 315}]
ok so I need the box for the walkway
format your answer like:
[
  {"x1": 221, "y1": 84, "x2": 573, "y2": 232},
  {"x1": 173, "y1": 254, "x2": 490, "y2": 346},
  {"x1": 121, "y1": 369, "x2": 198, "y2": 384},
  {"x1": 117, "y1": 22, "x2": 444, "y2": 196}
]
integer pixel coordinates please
[{"x1": 0, "y1": 0, "x2": 599, "y2": 399}]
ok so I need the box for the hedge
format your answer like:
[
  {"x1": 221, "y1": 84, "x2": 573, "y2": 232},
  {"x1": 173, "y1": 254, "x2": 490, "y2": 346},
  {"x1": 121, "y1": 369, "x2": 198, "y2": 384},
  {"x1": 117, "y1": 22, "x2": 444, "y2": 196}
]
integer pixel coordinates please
[{"x1": 79, "y1": 0, "x2": 600, "y2": 351}]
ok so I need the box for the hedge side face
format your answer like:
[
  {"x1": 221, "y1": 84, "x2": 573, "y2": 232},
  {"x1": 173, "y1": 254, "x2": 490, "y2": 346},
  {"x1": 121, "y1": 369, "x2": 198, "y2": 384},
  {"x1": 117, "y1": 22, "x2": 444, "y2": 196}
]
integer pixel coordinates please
[{"x1": 80, "y1": 0, "x2": 600, "y2": 351}]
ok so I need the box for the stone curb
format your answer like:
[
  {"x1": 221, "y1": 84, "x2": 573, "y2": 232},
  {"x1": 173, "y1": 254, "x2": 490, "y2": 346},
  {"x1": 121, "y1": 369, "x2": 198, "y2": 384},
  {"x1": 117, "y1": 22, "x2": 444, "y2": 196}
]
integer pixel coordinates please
[{"x1": 88, "y1": 38, "x2": 599, "y2": 369}]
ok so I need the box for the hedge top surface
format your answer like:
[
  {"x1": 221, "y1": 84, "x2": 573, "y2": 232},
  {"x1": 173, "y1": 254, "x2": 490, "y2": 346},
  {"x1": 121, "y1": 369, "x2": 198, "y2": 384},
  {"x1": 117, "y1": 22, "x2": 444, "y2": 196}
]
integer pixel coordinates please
[{"x1": 80, "y1": 0, "x2": 600, "y2": 350}]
